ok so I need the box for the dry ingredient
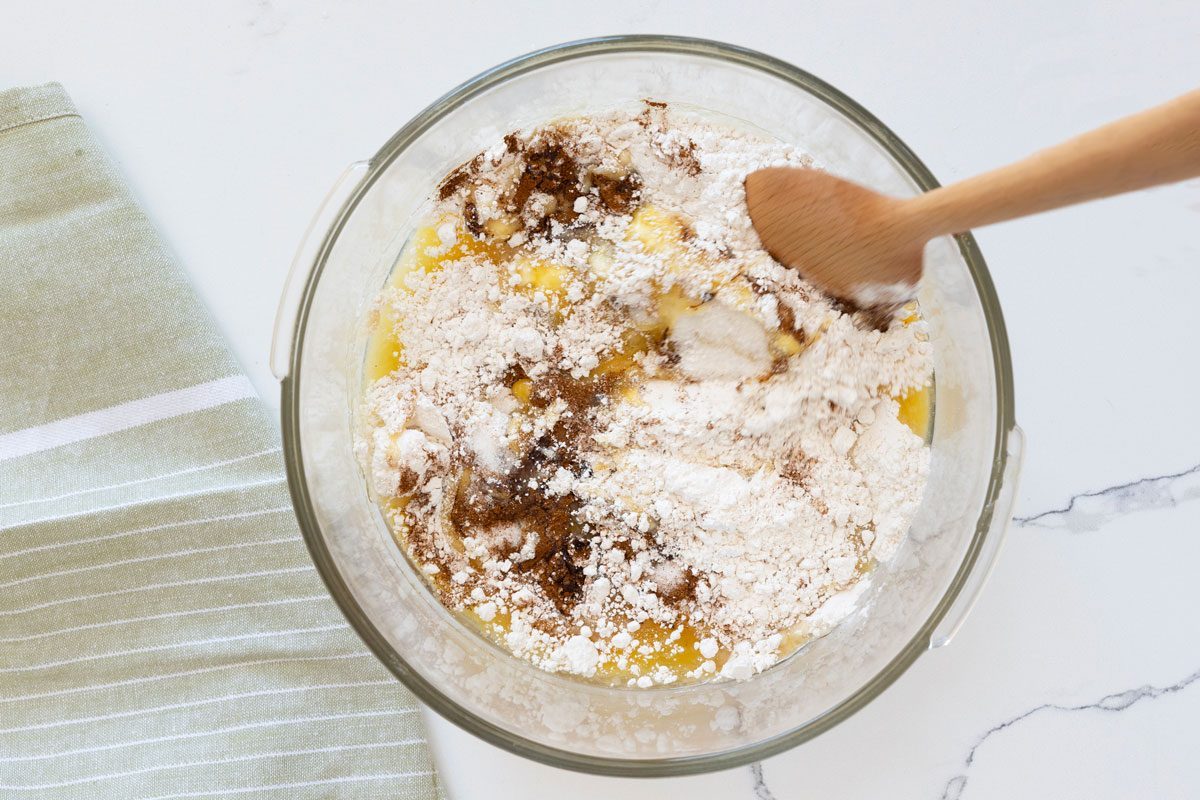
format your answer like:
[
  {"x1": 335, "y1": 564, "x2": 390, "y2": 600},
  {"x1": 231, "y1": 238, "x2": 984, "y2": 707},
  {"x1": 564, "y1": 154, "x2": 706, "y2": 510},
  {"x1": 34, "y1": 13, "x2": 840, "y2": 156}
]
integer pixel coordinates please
[{"x1": 357, "y1": 102, "x2": 932, "y2": 686}]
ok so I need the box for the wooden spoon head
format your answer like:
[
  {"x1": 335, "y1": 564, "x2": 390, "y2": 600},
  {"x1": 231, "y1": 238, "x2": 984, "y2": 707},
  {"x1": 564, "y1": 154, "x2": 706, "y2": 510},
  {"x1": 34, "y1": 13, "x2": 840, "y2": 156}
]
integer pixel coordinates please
[{"x1": 745, "y1": 167, "x2": 924, "y2": 307}]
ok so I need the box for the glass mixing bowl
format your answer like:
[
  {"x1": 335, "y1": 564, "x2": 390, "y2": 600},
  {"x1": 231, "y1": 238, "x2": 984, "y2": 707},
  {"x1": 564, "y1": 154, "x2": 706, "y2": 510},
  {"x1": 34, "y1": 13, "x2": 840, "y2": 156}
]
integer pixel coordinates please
[{"x1": 272, "y1": 35, "x2": 1022, "y2": 776}]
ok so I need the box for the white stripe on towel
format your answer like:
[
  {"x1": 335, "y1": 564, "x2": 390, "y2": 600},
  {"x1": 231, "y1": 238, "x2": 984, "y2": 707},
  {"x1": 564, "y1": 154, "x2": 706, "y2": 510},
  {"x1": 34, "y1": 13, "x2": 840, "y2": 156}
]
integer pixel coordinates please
[
  {"x1": 0, "y1": 446, "x2": 282, "y2": 510},
  {"x1": 0, "y1": 740, "x2": 423, "y2": 790},
  {"x1": 0, "y1": 679, "x2": 398, "y2": 733},
  {"x1": 1, "y1": 477, "x2": 286, "y2": 532},
  {"x1": 0, "y1": 709, "x2": 414, "y2": 762},
  {"x1": 0, "y1": 375, "x2": 257, "y2": 462},
  {"x1": 0, "y1": 594, "x2": 330, "y2": 643},
  {"x1": 0, "y1": 652, "x2": 372, "y2": 705},
  {"x1": 0, "y1": 624, "x2": 346, "y2": 674},
  {"x1": 0, "y1": 505, "x2": 294, "y2": 561},
  {"x1": 0, "y1": 566, "x2": 314, "y2": 617},
  {"x1": 137, "y1": 772, "x2": 435, "y2": 799},
  {"x1": 0, "y1": 535, "x2": 299, "y2": 590}
]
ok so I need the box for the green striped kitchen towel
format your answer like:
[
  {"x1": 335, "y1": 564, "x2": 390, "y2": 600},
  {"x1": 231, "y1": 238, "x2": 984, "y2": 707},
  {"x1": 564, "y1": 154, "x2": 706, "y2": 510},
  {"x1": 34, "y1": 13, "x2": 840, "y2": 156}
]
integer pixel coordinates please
[{"x1": 0, "y1": 83, "x2": 444, "y2": 799}]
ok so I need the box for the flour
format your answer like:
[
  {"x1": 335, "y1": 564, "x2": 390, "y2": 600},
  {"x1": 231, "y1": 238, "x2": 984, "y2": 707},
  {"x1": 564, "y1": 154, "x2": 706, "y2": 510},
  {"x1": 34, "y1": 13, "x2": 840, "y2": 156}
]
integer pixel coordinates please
[
  {"x1": 670, "y1": 302, "x2": 772, "y2": 381},
  {"x1": 358, "y1": 103, "x2": 933, "y2": 685}
]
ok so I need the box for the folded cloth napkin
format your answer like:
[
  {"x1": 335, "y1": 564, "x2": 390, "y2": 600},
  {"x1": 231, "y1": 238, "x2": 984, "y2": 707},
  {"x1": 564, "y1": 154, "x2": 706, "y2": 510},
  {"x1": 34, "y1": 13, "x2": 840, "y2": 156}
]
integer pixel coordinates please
[{"x1": 0, "y1": 83, "x2": 444, "y2": 799}]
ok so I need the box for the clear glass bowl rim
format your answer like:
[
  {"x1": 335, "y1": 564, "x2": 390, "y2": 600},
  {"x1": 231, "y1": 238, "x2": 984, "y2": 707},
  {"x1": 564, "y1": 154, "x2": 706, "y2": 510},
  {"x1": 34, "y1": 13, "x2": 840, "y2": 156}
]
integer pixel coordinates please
[{"x1": 279, "y1": 34, "x2": 1018, "y2": 776}]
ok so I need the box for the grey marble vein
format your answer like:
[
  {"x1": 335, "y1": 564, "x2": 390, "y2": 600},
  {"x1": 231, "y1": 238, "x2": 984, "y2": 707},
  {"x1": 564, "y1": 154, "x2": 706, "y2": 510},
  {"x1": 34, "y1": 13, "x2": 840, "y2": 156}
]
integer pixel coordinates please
[
  {"x1": 1014, "y1": 459, "x2": 1200, "y2": 532},
  {"x1": 939, "y1": 667, "x2": 1200, "y2": 800},
  {"x1": 750, "y1": 762, "x2": 777, "y2": 800}
]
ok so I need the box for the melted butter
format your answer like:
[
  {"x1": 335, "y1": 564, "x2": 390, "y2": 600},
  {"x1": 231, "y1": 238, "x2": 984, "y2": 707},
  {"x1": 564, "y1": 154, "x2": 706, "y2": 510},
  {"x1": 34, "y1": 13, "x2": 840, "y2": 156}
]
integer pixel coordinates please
[
  {"x1": 364, "y1": 306, "x2": 403, "y2": 382},
  {"x1": 591, "y1": 329, "x2": 652, "y2": 378},
  {"x1": 510, "y1": 377, "x2": 533, "y2": 404},
  {"x1": 771, "y1": 330, "x2": 805, "y2": 358},
  {"x1": 627, "y1": 205, "x2": 688, "y2": 255},
  {"x1": 627, "y1": 205, "x2": 724, "y2": 294},
  {"x1": 364, "y1": 223, "x2": 508, "y2": 383},
  {"x1": 467, "y1": 613, "x2": 727, "y2": 685},
  {"x1": 897, "y1": 386, "x2": 932, "y2": 440},
  {"x1": 597, "y1": 621, "x2": 714, "y2": 681},
  {"x1": 640, "y1": 285, "x2": 701, "y2": 337},
  {"x1": 515, "y1": 257, "x2": 569, "y2": 296}
]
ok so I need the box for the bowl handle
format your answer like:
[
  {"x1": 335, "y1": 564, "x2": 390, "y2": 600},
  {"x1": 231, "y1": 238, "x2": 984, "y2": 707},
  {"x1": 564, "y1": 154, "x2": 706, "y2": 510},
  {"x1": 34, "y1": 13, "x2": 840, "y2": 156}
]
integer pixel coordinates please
[
  {"x1": 928, "y1": 423, "x2": 1025, "y2": 649},
  {"x1": 271, "y1": 161, "x2": 371, "y2": 381}
]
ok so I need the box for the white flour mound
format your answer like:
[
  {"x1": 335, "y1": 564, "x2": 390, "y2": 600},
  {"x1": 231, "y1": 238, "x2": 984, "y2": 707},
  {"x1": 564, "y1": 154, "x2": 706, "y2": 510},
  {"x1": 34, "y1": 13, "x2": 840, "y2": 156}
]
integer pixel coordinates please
[{"x1": 358, "y1": 103, "x2": 933, "y2": 685}]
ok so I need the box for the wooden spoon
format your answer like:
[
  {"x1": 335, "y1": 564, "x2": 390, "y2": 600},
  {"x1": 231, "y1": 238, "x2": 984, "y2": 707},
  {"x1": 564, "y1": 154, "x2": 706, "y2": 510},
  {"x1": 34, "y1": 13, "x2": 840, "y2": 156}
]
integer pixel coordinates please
[{"x1": 745, "y1": 89, "x2": 1200, "y2": 307}]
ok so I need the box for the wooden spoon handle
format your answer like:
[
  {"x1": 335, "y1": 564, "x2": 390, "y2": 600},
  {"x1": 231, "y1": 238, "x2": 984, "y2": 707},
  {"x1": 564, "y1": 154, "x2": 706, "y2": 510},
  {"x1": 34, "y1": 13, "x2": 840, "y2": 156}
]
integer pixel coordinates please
[{"x1": 903, "y1": 88, "x2": 1200, "y2": 237}]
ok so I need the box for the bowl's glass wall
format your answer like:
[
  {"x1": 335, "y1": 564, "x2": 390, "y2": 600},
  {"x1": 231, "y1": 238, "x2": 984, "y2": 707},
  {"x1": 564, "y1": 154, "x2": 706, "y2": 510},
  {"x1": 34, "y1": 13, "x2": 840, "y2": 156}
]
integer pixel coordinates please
[{"x1": 291, "y1": 45, "x2": 1002, "y2": 768}]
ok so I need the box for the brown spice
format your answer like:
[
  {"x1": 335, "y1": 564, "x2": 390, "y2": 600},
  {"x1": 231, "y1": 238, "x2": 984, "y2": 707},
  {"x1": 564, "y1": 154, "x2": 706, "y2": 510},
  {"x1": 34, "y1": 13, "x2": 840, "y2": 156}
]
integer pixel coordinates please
[
  {"x1": 832, "y1": 298, "x2": 898, "y2": 332},
  {"x1": 857, "y1": 303, "x2": 900, "y2": 332},
  {"x1": 658, "y1": 338, "x2": 681, "y2": 367},
  {"x1": 776, "y1": 301, "x2": 797, "y2": 334},
  {"x1": 509, "y1": 172, "x2": 537, "y2": 214},
  {"x1": 665, "y1": 138, "x2": 702, "y2": 177},
  {"x1": 591, "y1": 170, "x2": 643, "y2": 214},
  {"x1": 656, "y1": 559, "x2": 699, "y2": 605},
  {"x1": 537, "y1": 528, "x2": 592, "y2": 613},
  {"x1": 446, "y1": 367, "x2": 620, "y2": 613},
  {"x1": 775, "y1": 300, "x2": 807, "y2": 341},
  {"x1": 441, "y1": 359, "x2": 704, "y2": 617},
  {"x1": 394, "y1": 490, "x2": 449, "y2": 572},
  {"x1": 395, "y1": 467, "x2": 420, "y2": 495},
  {"x1": 637, "y1": 99, "x2": 668, "y2": 129},
  {"x1": 445, "y1": 128, "x2": 613, "y2": 240},
  {"x1": 781, "y1": 453, "x2": 816, "y2": 486},
  {"x1": 514, "y1": 132, "x2": 585, "y2": 231},
  {"x1": 437, "y1": 154, "x2": 482, "y2": 201},
  {"x1": 462, "y1": 197, "x2": 483, "y2": 236}
]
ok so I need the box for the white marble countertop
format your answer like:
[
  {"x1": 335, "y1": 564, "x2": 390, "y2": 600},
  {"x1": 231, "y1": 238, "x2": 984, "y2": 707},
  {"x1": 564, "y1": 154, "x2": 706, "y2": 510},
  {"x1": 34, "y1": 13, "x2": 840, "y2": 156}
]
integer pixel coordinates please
[{"x1": 7, "y1": 1, "x2": 1198, "y2": 797}]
